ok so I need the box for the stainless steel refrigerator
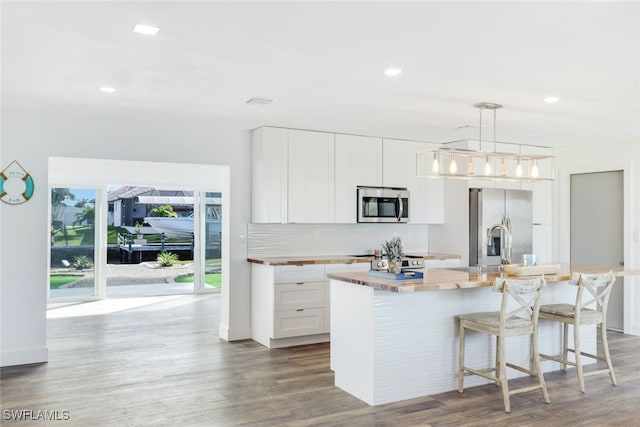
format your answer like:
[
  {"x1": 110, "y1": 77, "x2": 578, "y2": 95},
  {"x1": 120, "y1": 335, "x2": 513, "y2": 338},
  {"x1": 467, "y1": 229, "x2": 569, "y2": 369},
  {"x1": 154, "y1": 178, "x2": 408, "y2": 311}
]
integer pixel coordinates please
[{"x1": 469, "y1": 188, "x2": 533, "y2": 266}]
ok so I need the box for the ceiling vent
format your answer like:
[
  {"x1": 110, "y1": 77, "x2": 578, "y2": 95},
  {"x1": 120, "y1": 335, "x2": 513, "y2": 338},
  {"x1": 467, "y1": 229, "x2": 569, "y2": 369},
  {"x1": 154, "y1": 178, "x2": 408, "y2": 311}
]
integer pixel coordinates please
[{"x1": 246, "y1": 97, "x2": 273, "y2": 106}]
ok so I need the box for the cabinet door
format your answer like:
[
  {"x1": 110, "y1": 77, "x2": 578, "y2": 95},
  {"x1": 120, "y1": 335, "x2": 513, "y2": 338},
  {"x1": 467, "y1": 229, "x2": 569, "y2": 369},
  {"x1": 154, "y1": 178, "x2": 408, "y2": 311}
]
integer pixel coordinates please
[
  {"x1": 274, "y1": 281, "x2": 326, "y2": 311},
  {"x1": 288, "y1": 130, "x2": 335, "y2": 223},
  {"x1": 273, "y1": 308, "x2": 326, "y2": 338},
  {"x1": 383, "y1": 139, "x2": 444, "y2": 224},
  {"x1": 520, "y1": 146, "x2": 553, "y2": 225},
  {"x1": 424, "y1": 142, "x2": 444, "y2": 224},
  {"x1": 335, "y1": 134, "x2": 383, "y2": 223},
  {"x1": 252, "y1": 127, "x2": 288, "y2": 223}
]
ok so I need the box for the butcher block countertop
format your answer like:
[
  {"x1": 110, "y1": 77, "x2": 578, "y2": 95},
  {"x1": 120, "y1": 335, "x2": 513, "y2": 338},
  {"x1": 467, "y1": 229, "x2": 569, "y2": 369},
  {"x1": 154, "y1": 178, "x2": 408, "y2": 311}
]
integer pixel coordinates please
[
  {"x1": 327, "y1": 264, "x2": 638, "y2": 293},
  {"x1": 247, "y1": 252, "x2": 461, "y2": 266}
]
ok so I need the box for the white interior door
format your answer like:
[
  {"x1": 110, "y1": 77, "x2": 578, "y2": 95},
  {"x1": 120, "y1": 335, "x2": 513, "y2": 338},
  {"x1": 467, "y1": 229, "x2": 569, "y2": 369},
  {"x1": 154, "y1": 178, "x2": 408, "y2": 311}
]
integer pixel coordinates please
[{"x1": 570, "y1": 171, "x2": 624, "y2": 332}]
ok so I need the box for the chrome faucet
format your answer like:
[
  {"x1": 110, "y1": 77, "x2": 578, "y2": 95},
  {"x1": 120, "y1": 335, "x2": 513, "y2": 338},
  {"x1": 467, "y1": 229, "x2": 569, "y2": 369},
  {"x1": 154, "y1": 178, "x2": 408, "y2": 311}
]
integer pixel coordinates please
[{"x1": 487, "y1": 223, "x2": 512, "y2": 265}]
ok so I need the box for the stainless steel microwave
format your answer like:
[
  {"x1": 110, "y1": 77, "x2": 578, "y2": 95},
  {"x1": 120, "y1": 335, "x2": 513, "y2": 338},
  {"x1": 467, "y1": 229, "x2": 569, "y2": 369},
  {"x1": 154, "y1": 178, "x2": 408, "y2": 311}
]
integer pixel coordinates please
[{"x1": 357, "y1": 187, "x2": 409, "y2": 223}]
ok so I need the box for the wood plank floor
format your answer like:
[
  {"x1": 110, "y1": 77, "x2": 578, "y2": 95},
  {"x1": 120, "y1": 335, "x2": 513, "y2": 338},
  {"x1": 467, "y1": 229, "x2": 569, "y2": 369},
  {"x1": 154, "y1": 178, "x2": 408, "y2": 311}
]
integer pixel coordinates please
[{"x1": 2, "y1": 293, "x2": 639, "y2": 426}]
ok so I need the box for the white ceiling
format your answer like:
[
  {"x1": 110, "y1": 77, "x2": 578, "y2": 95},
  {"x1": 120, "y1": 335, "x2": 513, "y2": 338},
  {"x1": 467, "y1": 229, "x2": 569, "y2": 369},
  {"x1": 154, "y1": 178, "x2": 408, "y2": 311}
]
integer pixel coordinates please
[{"x1": 2, "y1": 1, "x2": 639, "y2": 147}]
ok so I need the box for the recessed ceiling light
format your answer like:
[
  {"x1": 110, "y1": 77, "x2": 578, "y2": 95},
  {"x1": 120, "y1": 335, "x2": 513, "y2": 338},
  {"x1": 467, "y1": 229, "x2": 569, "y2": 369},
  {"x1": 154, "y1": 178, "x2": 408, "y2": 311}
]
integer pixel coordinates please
[
  {"x1": 384, "y1": 68, "x2": 402, "y2": 77},
  {"x1": 133, "y1": 24, "x2": 160, "y2": 36},
  {"x1": 100, "y1": 86, "x2": 115, "y2": 93},
  {"x1": 544, "y1": 96, "x2": 559, "y2": 104},
  {"x1": 246, "y1": 97, "x2": 273, "y2": 106}
]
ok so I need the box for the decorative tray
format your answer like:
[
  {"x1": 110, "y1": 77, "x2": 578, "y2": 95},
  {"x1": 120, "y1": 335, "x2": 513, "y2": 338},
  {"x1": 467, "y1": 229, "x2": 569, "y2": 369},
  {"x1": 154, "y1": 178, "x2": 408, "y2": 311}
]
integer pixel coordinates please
[
  {"x1": 368, "y1": 270, "x2": 424, "y2": 280},
  {"x1": 504, "y1": 263, "x2": 561, "y2": 277}
]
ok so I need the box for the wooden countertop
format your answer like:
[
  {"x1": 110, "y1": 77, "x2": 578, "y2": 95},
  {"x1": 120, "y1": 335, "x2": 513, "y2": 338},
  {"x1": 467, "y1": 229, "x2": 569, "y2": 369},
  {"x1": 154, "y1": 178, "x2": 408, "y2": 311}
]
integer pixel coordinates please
[
  {"x1": 327, "y1": 264, "x2": 638, "y2": 293},
  {"x1": 247, "y1": 252, "x2": 461, "y2": 266}
]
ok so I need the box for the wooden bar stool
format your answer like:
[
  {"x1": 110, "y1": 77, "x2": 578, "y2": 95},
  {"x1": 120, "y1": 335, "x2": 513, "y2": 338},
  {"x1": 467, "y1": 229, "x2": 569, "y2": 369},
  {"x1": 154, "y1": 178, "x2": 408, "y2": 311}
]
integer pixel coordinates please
[
  {"x1": 457, "y1": 276, "x2": 550, "y2": 413},
  {"x1": 538, "y1": 271, "x2": 617, "y2": 392}
]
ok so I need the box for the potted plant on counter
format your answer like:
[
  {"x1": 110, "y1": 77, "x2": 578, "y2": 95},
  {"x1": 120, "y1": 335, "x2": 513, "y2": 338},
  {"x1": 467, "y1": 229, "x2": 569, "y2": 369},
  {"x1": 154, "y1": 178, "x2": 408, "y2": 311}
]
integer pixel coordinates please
[{"x1": 382, "y1": 235, "x2": 404, "y2": 274}]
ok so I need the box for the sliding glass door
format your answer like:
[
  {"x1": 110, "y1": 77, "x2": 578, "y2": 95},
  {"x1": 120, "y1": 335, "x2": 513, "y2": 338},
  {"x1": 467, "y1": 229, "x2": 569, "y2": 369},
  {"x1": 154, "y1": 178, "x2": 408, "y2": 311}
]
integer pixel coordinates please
[
  {"x1": 194, "y1": 191, "x2": 223, "y2": 293},
  {"x1": 49, "y1": 187, "x2": 105, "y2": 300}
]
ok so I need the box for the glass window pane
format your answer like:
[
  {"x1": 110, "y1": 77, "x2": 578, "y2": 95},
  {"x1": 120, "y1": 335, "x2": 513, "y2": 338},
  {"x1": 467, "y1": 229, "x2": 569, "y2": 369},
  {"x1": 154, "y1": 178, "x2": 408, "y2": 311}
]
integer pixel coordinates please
[{"x1": 50, "y1": 188, "x2": 97, "y2": 298}]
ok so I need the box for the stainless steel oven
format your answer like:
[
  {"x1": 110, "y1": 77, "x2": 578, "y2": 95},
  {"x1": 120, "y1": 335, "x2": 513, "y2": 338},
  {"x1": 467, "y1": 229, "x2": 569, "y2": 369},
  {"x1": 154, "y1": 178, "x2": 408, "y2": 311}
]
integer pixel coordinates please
[{"x1": 357, "y1": 187, "x2": 409, "y2": 223}]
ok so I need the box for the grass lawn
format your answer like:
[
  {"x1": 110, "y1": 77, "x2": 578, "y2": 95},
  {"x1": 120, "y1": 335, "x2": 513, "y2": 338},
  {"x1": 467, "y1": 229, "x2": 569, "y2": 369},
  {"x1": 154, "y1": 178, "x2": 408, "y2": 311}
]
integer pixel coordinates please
[
  {"x1": 175, "y1": 273, "x2": 221, "y2": 288},
  {"x1": 50, "y1": 274, "x2": 85, "y2": 289},
  {"x1": 52, "y1": 226, "x2": 97, "y2": 246}
]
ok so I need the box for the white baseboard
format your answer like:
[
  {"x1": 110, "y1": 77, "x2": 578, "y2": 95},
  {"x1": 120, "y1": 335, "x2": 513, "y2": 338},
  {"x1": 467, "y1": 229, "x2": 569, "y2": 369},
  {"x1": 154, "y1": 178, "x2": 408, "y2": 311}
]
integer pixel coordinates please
[
  {"x1": 218, "y1": 325, "x2": 252, "y2": 341},
  {"x1": 1, "y1": 347, "x2": 48, "y2": 367}
]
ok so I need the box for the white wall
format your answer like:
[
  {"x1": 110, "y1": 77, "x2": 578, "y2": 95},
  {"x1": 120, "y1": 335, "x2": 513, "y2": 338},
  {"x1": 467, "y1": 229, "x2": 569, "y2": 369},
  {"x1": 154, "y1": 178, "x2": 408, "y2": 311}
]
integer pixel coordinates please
[
  {"x1": 552, "y1": 139, "x2": 640, "y2": 335},
  {"x1": 0, "y1": 106, "x2": 253, "y2": 366},
  {"x1": 248, "y1": 223, "x2": 429, "y2": 258}
]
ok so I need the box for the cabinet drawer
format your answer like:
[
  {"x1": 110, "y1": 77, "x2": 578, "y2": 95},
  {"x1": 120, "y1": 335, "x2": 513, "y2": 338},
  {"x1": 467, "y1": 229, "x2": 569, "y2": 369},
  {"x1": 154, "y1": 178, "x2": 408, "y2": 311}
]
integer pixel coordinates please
[
  {"x1": 274, "y1": 264, "x2": 325, "y2": 283},
  {"x1": 274, "y1": 281, "x2": 326, "y2": 311},
  {"x1": 273, "y1": 308, "x2": 326, "y2": 338},
  {"x1": 424, "y1": 258, "x2": 461, "y2": 268},
  {"x1": 325, "y1": 262, "x2": 370, "y2": 274}
]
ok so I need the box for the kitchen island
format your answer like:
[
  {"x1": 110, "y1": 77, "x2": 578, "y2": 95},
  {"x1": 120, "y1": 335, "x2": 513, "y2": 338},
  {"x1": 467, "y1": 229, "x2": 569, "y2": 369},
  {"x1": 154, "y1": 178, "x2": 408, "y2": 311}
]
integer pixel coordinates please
[
  {"x1": 327, "y1": 264, "x2": 631, "y2": 406},
  {"x1": 247, "y1": 253, "x2": 460, "y2": 349}
]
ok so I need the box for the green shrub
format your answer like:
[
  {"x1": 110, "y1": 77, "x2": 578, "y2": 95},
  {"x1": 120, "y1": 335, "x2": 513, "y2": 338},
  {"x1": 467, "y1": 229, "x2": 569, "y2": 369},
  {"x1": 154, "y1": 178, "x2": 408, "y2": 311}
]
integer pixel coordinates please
[
  {"x1": 148, "y1": 205, "x2": 178, "y2": 218},
  {"x1": 73, "y1": 255, "x2": 94, "y2": 270},
  {"x1": 157, "y1": 251, "x2": 179, "y2": 267}
]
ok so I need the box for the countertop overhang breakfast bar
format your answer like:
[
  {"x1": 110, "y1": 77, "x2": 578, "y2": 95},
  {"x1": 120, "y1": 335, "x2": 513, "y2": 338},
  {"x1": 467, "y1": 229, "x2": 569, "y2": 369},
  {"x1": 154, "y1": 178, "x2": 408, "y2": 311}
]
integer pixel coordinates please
[{"x1": 327, "y1": 264, "x2": 636, "y2": 406}]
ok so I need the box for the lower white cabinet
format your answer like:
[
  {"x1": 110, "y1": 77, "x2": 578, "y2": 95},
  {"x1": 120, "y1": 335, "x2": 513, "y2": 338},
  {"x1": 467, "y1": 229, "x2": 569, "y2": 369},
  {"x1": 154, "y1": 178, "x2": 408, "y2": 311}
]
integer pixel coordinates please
[
  {"x1": 273, "y1": 281, "x2": 327, "y2": 338},
  {"x1": 251, "y1": 262, "x2": 369, "y2": 348},
  {"x1": 273, "y1": 307, "x2": 326, "y2": 339},
  {"x1": 423, "y1": 258, "x2": 461, "y2": 268}
]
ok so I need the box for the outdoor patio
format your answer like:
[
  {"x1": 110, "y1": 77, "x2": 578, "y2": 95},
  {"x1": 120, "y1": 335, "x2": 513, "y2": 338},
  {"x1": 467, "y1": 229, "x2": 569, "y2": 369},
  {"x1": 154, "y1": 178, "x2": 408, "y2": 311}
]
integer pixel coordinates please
[{"x1": 49, "y1": 261, "x2": 219, "y2": 299}]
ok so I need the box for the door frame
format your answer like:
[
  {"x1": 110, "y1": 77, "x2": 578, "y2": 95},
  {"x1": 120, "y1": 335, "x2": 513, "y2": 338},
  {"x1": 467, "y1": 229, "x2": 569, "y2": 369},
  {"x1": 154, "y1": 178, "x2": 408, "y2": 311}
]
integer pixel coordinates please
[
  {"x1": 557, "y1": 159, "x2": 635, "y2": 334},
  {"x1": 48, "y1": 157, "x2": 230, "y2": 302}
]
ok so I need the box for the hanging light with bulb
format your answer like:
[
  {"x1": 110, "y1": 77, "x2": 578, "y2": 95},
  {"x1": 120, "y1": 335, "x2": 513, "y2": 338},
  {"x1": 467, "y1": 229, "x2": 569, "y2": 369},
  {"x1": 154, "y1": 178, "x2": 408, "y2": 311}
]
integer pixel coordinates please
[
  {"x1": 515, "y1": 159, "x2": 523, "y2": 177},
  {"x1": 449, "y1": 154, "x2": 458, "y2": 174},
  {"x1": 416, "y1": 102, "x2": 556, "y2": 182},
  {"x1": 530, "y1": 159, "x2": 540, "y2": 179}
]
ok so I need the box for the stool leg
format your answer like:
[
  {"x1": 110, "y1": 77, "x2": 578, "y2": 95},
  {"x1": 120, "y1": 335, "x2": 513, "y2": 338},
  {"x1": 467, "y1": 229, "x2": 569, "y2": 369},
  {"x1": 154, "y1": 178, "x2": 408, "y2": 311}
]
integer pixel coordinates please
[
  {"x1": 497, "y1": 335, "x2": 510, "y2": 413},
  {"x1": 532, "y1": 331, "x2": 550, "y2": 404},
  {"x1": 600, "y1": 323, "x2": 617, "y2": 386},
  {"x1": 458, "y1": 321, "x2": 465, "y2": 393},
  {"x1": 574, "y1": 324, "x2": 585, "y2": 393},
  {"x1": 562, "y1": 322, "x2": 569, "y2": 371}
]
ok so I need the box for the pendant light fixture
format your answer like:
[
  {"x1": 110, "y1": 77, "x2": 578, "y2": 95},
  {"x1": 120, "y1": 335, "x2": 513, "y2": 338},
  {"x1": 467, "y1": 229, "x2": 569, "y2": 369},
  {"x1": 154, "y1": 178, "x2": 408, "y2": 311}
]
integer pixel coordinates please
[{"x1": 417, "y1": 102, "x2": 556, "y2": 182}]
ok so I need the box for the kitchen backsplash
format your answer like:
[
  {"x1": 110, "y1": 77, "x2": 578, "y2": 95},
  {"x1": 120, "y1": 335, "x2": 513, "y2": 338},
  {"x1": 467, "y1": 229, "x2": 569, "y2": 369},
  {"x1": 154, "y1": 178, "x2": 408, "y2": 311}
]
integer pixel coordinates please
[{"x1": 247, "y1": 223, "x2": 429, "y2": 257}]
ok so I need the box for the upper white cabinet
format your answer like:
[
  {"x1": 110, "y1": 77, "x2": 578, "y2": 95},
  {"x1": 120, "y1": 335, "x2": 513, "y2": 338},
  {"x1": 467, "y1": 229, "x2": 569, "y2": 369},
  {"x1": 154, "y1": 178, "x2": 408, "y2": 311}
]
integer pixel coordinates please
[
  {"x1": 334, "y1": 134, "x2": 383, "y2": 223},
  {"x1": 520, "y1": 145, "x2": 553, "y2": 224},
  {"x1": 252, "y1": 126, "x2": 444, "y2": 224},
  {"x1": 252, "y1": 127, "x2": 288, "y2": 223},
  {"x1": 288, "y1": 129, "x2": 336, "y2": 223},
  {"x1": 382, "y1": 139, "x2": 444, "y2": 224}
]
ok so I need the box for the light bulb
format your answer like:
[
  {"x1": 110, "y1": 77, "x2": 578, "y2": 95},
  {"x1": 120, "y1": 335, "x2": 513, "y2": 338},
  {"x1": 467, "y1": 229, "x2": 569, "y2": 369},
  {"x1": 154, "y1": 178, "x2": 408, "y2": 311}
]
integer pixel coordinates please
[
  {"x1": 449, "y1": 155, "x2": 458, "y2": 174},
  {"x1": 515, "y1": 160, "x2": 523, "y2": 177},
  {"x1": 431, "y1": 154, "x2": 439, "y2": 174},
  {"x1": 484, "y1": 157, "x2": 492, "y2": 175},
  {"x1": 467, "y1": 159, "x2": 475, "y2": 176},
  {"x1": 531, "y1": 160, "x2": 539, "y2": 179},
  {"x1": 500, "y1": 158, "x2": 507, "y2": 177}
]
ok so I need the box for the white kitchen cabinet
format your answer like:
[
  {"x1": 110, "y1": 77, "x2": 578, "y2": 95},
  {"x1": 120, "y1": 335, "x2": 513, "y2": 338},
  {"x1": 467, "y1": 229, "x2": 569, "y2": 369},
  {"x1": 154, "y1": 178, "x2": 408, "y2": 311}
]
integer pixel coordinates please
[
  {"x1": 251, "y1": 261, "x2": 372, "y2": 348},
  {"x1": 334, "y1": 134, "x2": 383, "y2": 223},
  {"x1": 288, "y1": 129, "x2": 335, "y2": 223},
  {"x1": 423, "y1": 258, "x2": 461, "y2": 268},
  {"x1": 251, "y1": 127, "x2": 288, "y2": 223},
  {"x1": 251, "y1": 263, "x2": 330, "y2": 348},
  {"x1": 532, "y1": 224, "x2": 552, "y2": 264},
  {"x1": 382, "y1": 139, "x2": 444, "y2": 224},
  {"x1": 521, "y1": 146, "x2": 553, "y2": 225}
]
